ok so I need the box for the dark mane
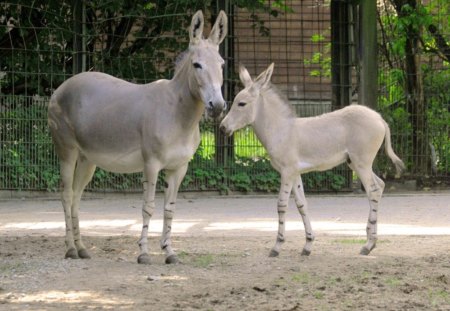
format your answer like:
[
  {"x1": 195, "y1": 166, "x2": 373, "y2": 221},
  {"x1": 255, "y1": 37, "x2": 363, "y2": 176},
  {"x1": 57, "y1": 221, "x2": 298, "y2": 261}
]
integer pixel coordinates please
[{"x1": 262, "y1": 83, "x2": 296, "y2": 118}]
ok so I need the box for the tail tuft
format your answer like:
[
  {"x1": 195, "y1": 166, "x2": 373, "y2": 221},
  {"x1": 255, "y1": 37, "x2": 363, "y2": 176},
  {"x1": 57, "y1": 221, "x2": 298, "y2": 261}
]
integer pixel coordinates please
[{"x1": 383, "y1": 120, "x2": 406, "y2": 178}]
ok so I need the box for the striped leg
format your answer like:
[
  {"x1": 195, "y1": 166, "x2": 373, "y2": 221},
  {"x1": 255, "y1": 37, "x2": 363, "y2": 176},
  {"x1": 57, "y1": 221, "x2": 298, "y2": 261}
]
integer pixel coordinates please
[
  {"x1": 293, "y1": 175, "x2": 315, "y2": 256},
  {"x1": 354, "y1": 167, "x2": 385, "y2": 255},
  {"x1": 161, "y1": 164, "x2": 188, "y2": 264},
  {"x1": 269, "y1": 176, "x2": 294, "y2": 257},
  {"x1": 71, "y1": 156, "x2": 96, "y2": 259},
  {"x1": 137, "y1": 166, "x2": 158, "y2": 265}
]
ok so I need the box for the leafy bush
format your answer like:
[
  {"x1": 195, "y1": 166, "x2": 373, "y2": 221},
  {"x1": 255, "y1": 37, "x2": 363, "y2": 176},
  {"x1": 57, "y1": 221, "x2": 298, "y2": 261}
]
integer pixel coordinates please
[{"x1": 0, "y1": 100, "x2": 60, "y2": 191}]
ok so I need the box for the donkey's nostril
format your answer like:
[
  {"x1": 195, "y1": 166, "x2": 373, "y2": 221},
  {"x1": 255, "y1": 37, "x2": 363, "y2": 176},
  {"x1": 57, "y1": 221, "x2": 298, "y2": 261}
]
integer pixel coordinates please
[{"x1": 208, "y1": 101, "x2": 214, "y2": 109}]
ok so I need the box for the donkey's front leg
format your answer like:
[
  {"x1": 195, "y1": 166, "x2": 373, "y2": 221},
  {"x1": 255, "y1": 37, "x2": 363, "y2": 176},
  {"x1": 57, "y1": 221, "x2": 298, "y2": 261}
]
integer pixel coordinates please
[
  {"x1": 269, "y1": 176, "x2": 294, "y2": 257},
  {"x1": 293, "y1": 175, "x2": 315, "y2": 256},
  {"x1": 160, "y1": 164, "x2": 188, "y2": 264},
  {"x1": 137, "y1": 167, "x2": 158, "y2": 265}
]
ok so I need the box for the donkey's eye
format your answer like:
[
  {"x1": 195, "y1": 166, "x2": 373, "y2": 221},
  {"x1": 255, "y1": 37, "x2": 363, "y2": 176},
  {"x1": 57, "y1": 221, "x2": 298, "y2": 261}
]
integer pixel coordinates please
[
  {"x1": 193, "y1": 62, "x2": 202, "y2": 69},
  {"x1": 238, "y1": 102, "x2": 247, "y2": 107}
]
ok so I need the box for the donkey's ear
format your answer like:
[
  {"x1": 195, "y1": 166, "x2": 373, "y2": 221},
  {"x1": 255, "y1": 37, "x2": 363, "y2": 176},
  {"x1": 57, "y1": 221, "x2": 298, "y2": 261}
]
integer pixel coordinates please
[
  {"x1": 208, "y1": 11, "x2": 228, "y2": 45},
  {"x1": 254, "y1": 63, "x2": 274, "y2": 89},
  {"x1": 189, "y1": 10, "x2": 204, "y2": 45},
  {"x1": 239, "y1": 63, "x2": 253, "y2": 88},
  {"x1": 208, "y1": 10, "x2": 228, "y2": 46}
]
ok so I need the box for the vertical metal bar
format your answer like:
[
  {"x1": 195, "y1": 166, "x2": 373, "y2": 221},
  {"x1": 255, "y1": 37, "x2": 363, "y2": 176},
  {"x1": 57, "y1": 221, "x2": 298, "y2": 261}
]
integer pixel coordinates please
[
  {"x1": 331, "y1": 0, "x2": 354, "y2": 190},
  {"x1": 340, "y1": 1, "x2": 351, "y2": 108},
  {"x1": 72, "y1": 0, "x2": 83, "y2": 75},
  {"x1": 213, "y1": 0, "x2": 234, "y2": 170},
  {"x1": 81, "y1": 0, "x2": 86, "y2": 72},
  {"x1": 331, "y1": 0, "x2": 352, "y2": 110},
  {"x1": 331, "y1": 0, "x2": 341, "y2": 110},
  {"x1": 358, "y1": 0, "x2": 377, "y2": 109}
]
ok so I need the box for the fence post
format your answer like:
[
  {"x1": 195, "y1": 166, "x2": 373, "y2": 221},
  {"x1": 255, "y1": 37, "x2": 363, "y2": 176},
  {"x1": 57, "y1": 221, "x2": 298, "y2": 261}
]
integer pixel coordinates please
[
  {"x1": 72, "y1": 0, "x2": 85, "y2": 74},
  {"x1": 213, "y1": 0, "x2": 235, "y2": 169},
  {"x1": 330, "y1": 0, "x2": 355, "y2": 190},
  {"x1": 331, "y1": 0, "x2": 353, "y2": 110},
  {"x1": 358, "y1": 0, "x2": 377, "y2": 109}
]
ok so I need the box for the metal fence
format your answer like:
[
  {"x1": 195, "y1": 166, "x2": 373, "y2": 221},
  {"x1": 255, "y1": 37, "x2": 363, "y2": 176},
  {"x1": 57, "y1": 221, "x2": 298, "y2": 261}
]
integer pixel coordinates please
[
  {"x1": 376, "y1": 0, "x2": 449, "y2": 187},
  {"x1": 1, "y1": 0, "x2": 449, "y2": 193}
]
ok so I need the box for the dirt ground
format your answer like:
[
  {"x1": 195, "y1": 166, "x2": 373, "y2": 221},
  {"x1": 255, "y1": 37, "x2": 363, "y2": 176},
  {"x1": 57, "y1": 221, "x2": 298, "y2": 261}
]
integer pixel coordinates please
[{"x1": 1, "y1": 192, "x2": 450, "y2": 310}]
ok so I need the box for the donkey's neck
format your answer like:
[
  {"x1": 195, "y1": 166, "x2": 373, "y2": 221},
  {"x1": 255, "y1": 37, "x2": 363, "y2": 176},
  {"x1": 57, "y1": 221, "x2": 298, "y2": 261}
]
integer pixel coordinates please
[
  {"x1": 167, "y1": 64, "x2": 204, "y2": 130},
  {"x1": 252, "y1": 95, "x2": 294, "y2": 157}
]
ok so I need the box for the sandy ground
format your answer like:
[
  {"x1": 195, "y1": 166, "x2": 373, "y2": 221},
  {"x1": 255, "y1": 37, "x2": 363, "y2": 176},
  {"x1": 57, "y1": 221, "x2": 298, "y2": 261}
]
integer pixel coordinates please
[{"x1": 0, "y1": 191, "x2": 450, "y2": 310}]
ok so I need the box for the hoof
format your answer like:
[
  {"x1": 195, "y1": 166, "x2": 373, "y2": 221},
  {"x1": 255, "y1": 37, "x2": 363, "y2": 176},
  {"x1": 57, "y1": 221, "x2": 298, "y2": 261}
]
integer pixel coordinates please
[
  {"x1": 165, "y1": 254, "x2": 179, "y2": 264},
  {"x1": 137, "y1": 253, "x2": 151, "y2": 265},
  {"x1": 301, "y1": 248, "x2": 311, "y2": 256},
  {"x1": 65, "y1": 248, "x2": 79, "y2": 259},
  {"x1": 360, "y1": 245, "x2": 376, "y2": 256},
  {"x1": 269, "y1": 249, "x2": 279, "y2": 257},
  {"x1": 78, "y1": 249, "x2": 91, "y2": 259}
]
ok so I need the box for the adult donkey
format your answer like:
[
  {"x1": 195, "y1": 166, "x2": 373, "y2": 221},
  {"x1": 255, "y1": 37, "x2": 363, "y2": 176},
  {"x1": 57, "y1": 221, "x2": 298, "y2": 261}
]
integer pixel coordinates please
[
  {"x1": 220, "y1": 63, "x2": 405, "y2": 257},
  {"x1": 48, "y1": 10, "x2": 227, "y2": 264}
]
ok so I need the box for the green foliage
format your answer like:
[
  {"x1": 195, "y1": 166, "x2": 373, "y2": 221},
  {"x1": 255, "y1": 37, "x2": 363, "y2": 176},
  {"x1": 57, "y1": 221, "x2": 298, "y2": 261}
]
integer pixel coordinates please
[
  {"x1": 234, "y1": 128, "x2": 268, "y2": 158},
  {"x1": 424, "y1": 68, "x2": 450, "y2": 172},
  {"x1": 0, "y1": 99, "x2": 59, "y2": 191},
  {"x1": 0, "y1": 0, "x2": 211, "y2": 96},
  {"x1": 0, "y1": 1, "x2": 73, "y2": 95},
  {"x1": 230, "y1": 172, "x2": 252, "y2": 192},
  {"x1": 303, "y1": 31, "x2": 331, "y2": 78},
  {"x1": 378, "y1": 0, "x2": 450, "y2": 176},
  {"x1": 234, "y1": 0, "x2": 292, "y2": 36},
  {"x1": 229, "y1": 158, "x2": 280, "y2": 192},
  {"x1": 303, "y1": 170, "x2": 347, "y2": 192}
]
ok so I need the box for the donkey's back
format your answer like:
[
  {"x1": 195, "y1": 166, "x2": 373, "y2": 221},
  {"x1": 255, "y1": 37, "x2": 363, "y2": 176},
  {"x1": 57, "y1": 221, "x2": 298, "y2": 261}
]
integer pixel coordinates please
[
  {"x1": 48, "y1": 72, "x2": 154, "y2": 173},
  {"x1": 292, "y1": 105, "x2": 403, "y2": 174},
  {"x1": 49, "y1": 71, "x2": 151, "y2": 129}
]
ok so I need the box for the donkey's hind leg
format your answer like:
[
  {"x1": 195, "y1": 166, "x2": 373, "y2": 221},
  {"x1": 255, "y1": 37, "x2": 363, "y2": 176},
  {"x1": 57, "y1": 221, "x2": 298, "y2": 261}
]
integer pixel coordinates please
[
  {"x1": 71, "y1": 155, "x2": 96, "y2": 259},
  {"x1": 352, "y1": 165, "x2": 385, "y2": 255},
  {"x1": 293, "y1": 176, "x2": 315, "y2": 256},
  {"x1": 59, "y1": 149, "x2": 79, "y2": 259}
]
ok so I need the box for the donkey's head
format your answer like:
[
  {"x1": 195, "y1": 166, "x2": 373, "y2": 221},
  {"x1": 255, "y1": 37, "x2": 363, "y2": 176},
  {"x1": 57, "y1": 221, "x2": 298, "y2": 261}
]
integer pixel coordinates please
[
  {"x1": 186, "y1": 10, "x2": 228, "y2": 119},
  {"x1": 220, "y1": 63, "x2": 274, "y2": 136}
]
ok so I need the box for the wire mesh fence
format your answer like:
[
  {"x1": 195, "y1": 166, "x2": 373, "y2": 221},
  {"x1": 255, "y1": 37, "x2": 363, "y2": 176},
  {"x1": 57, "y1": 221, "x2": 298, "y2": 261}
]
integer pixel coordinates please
[
  {"x1": 1, "y1": 0, "x2": 449, "y2": 193},
  {"x1": 376, "y1": 0, "x2": 450, "y2": 186}
]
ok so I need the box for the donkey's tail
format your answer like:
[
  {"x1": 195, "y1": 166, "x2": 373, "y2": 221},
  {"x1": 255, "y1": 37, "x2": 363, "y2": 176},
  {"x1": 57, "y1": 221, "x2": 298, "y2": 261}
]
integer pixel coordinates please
[{"x1": 383, "y1": 120, "x2": 406, "y2": 177}]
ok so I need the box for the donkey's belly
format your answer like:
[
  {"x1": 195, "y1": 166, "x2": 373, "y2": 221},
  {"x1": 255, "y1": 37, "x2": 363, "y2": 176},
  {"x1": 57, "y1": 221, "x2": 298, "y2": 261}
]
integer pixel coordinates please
[
  {"x1": 83, "y1": 149, "x2": 145, "y2": 173},
  {"x1": 297, "y1": 152, "x2": 347, "y2": 174}
]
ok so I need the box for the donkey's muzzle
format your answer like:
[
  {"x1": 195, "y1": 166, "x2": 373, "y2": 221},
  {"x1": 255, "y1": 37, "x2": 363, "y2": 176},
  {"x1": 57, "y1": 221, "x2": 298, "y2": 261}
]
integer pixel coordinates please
[
  {"x1": 219, "y1": 122, "x2": 232, "y2": 137},
  {"x1": 207, "y1": 100, "x2": 227, "y2": 120},
  {"x1": 219, "y1": 124, "x2": 227, "y2": 135}
]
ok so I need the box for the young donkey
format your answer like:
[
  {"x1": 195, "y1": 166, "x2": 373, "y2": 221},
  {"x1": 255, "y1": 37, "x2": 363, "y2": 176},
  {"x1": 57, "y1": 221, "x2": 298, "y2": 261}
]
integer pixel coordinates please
[
  {"x1": 220, "y1": 63, "x2": 405, "y2": 256},
  {"x1": 48, "y1": 11, "x2": 228, "y2": 264}
]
